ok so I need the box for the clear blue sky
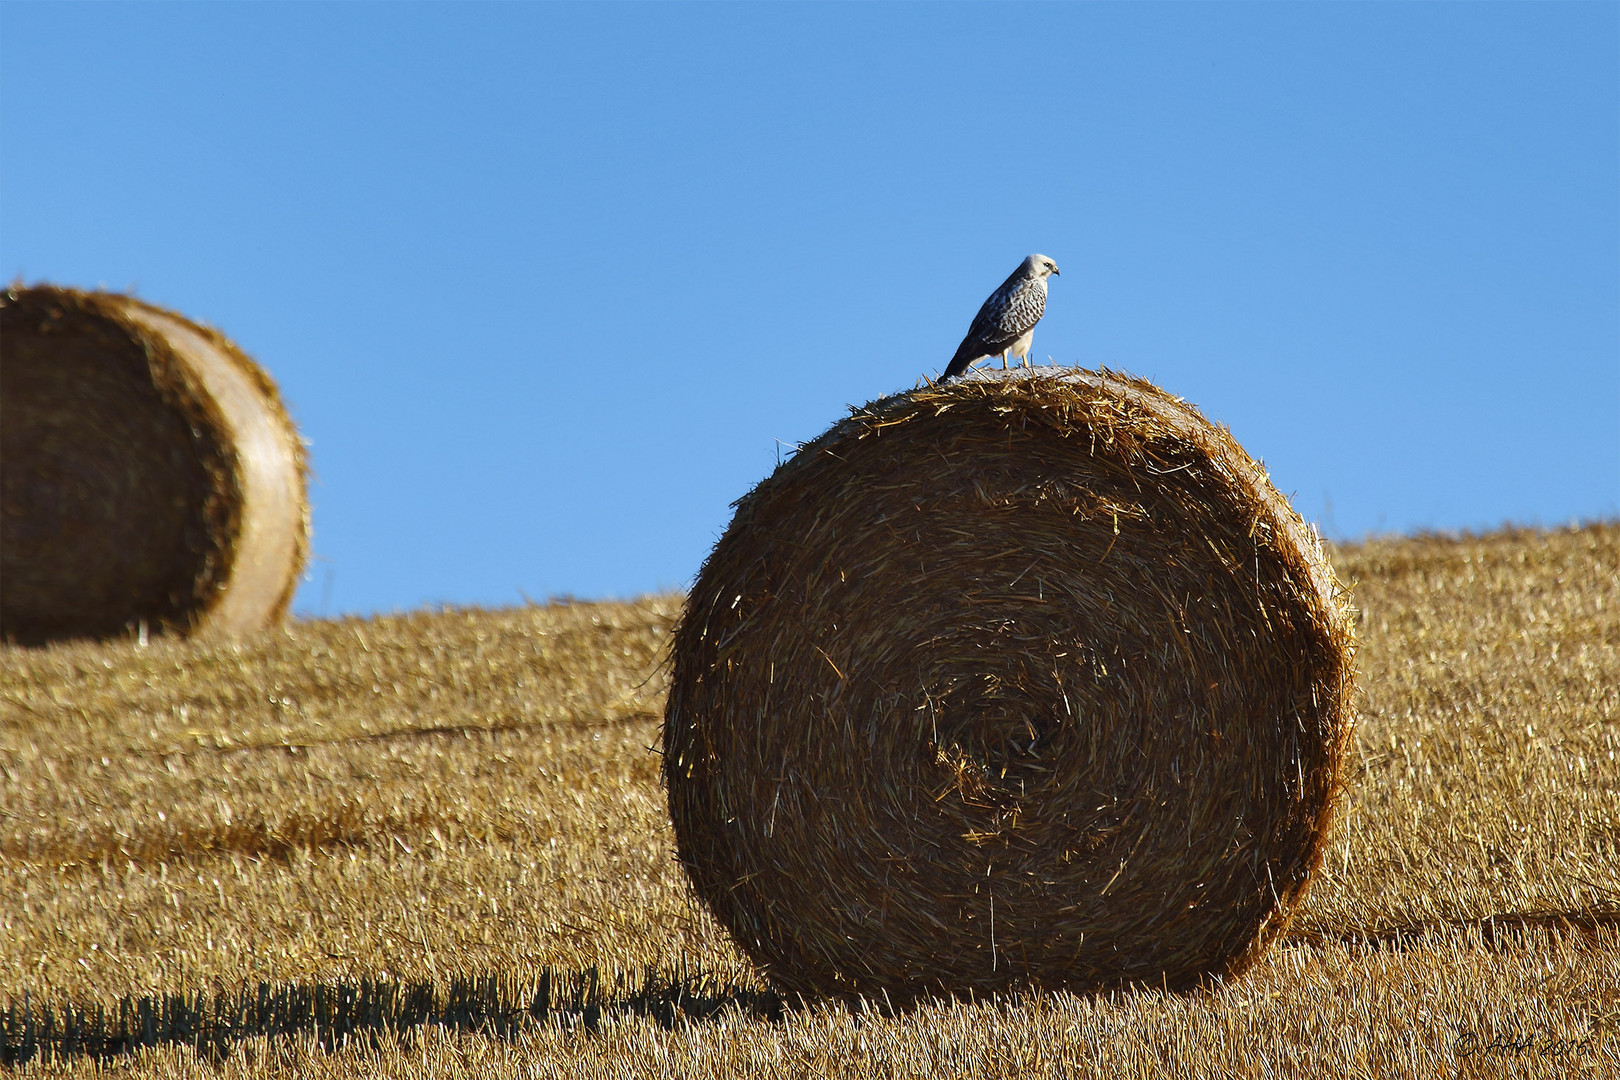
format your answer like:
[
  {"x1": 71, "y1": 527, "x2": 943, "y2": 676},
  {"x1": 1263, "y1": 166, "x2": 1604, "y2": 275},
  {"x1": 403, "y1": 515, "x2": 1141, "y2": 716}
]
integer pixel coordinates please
[{"x1": 4, "y1": 3, "x2": 1616, "y2": 617}]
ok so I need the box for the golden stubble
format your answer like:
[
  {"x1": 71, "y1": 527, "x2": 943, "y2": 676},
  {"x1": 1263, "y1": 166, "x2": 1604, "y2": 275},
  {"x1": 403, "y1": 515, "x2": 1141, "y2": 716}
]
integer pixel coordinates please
[{"x1": 1, "y1": 526, "x2": 1616, "y2": 1077}]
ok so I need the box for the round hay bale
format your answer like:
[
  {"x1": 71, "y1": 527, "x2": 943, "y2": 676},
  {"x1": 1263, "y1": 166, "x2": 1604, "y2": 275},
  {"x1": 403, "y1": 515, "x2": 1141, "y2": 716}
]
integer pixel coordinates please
[
  {"x1": 1, "y1": 285, "x2": 309, "y2": 645},
  {"x1": 663, "y1": 367, "x2": 1356, "y2": 1003}
]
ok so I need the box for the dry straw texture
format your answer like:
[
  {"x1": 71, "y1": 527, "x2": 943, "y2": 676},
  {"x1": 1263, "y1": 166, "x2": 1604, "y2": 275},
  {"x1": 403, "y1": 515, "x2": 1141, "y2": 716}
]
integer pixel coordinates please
[
  {"x1": 0, "y1": 285, "x2": 308, "y2": 645},
  {"x1": 663, "y1": 368, "x2": 1358, "y2": 1002},
  {"x1": 0, "y1": 524, "x2": 1615, "y2": 1076}
]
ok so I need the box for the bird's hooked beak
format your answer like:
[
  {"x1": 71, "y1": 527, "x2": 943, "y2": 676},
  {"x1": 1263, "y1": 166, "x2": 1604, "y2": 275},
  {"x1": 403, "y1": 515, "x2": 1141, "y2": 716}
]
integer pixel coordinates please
[{"x1": 1050, "y1": 264, "x2": 1060, "y2": 276}]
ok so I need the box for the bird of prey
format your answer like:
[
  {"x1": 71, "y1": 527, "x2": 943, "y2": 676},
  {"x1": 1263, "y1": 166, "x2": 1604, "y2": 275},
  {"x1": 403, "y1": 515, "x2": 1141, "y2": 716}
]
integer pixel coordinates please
[{"x1": 941, "y1": 254, "x2": 1060, "y2": 381}]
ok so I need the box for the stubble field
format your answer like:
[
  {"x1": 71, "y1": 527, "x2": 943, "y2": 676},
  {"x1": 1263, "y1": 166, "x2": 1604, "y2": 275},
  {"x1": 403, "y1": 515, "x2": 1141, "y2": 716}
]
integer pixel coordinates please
[{"x1": 1, "y1": 523, "x2": 1616, "y2": 1077}]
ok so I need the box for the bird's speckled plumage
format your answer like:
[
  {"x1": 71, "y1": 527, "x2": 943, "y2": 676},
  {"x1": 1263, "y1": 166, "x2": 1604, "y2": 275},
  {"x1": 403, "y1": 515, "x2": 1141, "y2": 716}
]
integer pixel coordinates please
[{"x1": 942, "y1": 255, "x2": 1060, "y2": 381}]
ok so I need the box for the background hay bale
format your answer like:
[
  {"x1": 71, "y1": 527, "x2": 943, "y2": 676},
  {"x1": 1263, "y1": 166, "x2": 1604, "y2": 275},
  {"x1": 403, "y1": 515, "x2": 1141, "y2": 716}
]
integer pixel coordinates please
[
  {"x1": 664, "y1": 367, "x2": 1357, "y2": 1003},
  {"x1": 1, "y1": 285, "x2": 309, "y2": 646}
]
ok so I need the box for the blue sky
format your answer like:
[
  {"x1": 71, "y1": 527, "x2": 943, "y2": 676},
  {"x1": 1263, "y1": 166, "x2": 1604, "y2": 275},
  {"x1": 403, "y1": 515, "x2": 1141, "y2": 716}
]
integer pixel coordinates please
[{"x1": 3, "y1": 3, "x2": 1616, "y2": 616}]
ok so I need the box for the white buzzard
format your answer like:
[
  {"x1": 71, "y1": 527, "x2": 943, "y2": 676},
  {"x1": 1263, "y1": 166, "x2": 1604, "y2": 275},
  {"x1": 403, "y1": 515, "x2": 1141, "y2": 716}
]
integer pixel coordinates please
[{"x1": 942, "y1": 254, "x2": 1060, "y2": 381}]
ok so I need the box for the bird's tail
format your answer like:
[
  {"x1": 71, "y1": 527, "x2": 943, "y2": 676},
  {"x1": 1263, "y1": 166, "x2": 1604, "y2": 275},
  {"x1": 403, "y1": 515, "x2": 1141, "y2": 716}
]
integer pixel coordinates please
[{"x1": 940, "y1": 348, "x2": 977, "y2": 382}]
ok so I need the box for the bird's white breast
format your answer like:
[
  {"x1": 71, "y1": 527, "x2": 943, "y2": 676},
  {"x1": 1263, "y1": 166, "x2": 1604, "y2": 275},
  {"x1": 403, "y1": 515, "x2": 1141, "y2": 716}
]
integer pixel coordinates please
[{"x1": 1008, "y1": 328, "x2": 1035, "y2": 361}]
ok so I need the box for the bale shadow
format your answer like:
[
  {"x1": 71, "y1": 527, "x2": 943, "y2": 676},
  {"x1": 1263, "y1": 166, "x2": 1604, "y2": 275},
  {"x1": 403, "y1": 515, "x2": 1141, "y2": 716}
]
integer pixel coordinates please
[
  {"x1": 0, "y1": 965, "x2": 783, "y2": 1068},
  {"x1": 10, "y1": 910, "x2": 1612, "y2": 1066}
]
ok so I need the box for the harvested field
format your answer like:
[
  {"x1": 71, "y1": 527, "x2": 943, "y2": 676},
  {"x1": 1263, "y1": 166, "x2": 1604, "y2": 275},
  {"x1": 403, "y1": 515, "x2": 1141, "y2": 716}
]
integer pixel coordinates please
[{"x1": 1, "y1": 524, "x2": 1617, "y2": 1076}]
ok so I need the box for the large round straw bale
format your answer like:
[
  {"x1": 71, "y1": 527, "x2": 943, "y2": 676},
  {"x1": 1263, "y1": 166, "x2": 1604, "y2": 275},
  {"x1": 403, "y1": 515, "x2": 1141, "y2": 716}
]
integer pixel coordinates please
[
  {"x1": 664, "y1": 367, "x2": 1356, "y2": 1003},
  {"x1": 1, "y1": 285, "x2": 308, "y2": 645}
]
